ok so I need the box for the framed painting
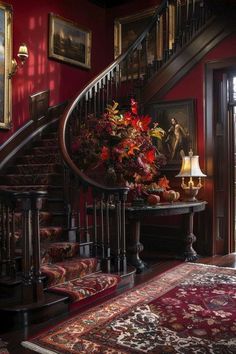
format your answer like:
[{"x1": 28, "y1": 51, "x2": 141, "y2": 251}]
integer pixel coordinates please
[
  {"x1": 146, "y1": 99, "x2": 196, "y2": 169},
  {"x1": 114, "y1": 7, "x2": 157, "y2": 59},
  {"x1": 0, "y1": 2, "x2": 12, "y2": 130},
  {"x1": 49, "y1": 13, "x2": 92, "y2": 69},
  {"x1": 114, "y1": 7, "x2": 157, "y2": 79}
]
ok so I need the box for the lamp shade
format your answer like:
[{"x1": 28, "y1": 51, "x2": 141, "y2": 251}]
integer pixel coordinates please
[
  {"x1": 17, "y1": 43, "x2": 29, "y2": 60},
  {"x1": 176, "y1": 154, "x2": 206, "y2": 177}
]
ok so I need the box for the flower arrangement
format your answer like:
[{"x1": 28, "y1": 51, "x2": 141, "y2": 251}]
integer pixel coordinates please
[{"x1": 72, "y1": 99, "x2": 166, "y2": 196}]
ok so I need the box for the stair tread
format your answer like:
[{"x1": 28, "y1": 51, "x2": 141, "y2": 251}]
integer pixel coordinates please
[
  {"x1": 47, "y1": 272, "x2": 121, "y2": 303},
  {"x1": 41, "y1": 258, "x2": 98, "y2": 286}
]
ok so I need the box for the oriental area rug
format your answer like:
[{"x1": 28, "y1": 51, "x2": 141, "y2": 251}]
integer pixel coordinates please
[{"x1": 22, "y1": 263, "x2": 236, "y2": 354}]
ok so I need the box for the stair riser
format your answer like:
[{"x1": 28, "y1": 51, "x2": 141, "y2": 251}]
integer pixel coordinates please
[
  {"x1": 7, "y1": 164, "x2": 63, "y2": 175},
  {"x1": 16, "y1": 155, "x2": 61, "y2": 164},
  {"x1": 33, "y1": 139, "x2": 58, "y2": 147},
  {"x1": 0, "y1": 174, "x2": 63, "y2": 186},
  {"x1": 30, "y1": 147, "x2": 59, "y2": 155}
]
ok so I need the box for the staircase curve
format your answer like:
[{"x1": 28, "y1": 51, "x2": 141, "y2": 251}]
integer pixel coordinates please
[
  {"x1": 0, "y1": 0, "x2": 232, "y2": 329},
  {"x1": 58, "y1": 0, "x2": 222, "y2": 276}
]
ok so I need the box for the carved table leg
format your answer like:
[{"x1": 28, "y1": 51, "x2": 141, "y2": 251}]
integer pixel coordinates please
[
  {"x1": 183, "y1": 211, "x2": 198, "y2": 261},
  {"x1": 126, "y1": 220, "x2": 146, "y2": 273}
]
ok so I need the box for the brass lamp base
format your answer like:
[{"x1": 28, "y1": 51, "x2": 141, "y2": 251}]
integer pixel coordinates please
[{"x1": 181, "y1": 187, "x2": 200, "y2": 202}]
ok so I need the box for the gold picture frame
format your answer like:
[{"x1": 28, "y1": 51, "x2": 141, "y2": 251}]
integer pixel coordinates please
[
  {"x1": 147, "y1": 99, "x2": 196, "y2": 170},
  {"x1": 49, "y1": 13, "x2": 92, "y2": 69},
  {"x1": 114, "y1": 7, "x2": 157, "y2": 59},
  {"x1": 0, "y1": 2, "x2": 12, "y2": 130}
]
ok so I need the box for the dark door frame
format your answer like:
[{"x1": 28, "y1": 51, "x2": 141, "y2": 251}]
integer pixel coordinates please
[{"x1": 205, "y1": 57, "x2": 236, "y2": 255}]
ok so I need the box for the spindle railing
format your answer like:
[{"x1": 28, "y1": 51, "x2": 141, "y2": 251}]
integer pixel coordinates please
[
  {"x1": 59, "y1": 0, "x2": 212, "y2": 274},
  {"x1": 0, "y1": 189, "x2": 47, "y2": 303}
]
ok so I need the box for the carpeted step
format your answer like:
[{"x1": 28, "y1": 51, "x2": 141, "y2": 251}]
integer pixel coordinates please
[
  {"x1": 40, "y1": 258, "x2": 98, "y2": 287},
  {"x1": 46, "y1": 242, "x2": 80, "y2": 262},
  {"x1": 40, "y1": 226, "x2": 64, "y2": 241},
  {"x1": 46, "y1": 273, "x2": 121, "y2": 308},
  {"x1": 33, "y1": 138, "x2": 58, "y2": 147},
  {"x1": 29, "y1": 146, "x2": 59, "y2": 155},
  {"x1": 6, "y1": 164, "x2": 62, "y2": 175},
  {"x1": 0, "y1": 173, "x2": 63, "y2": 186},
  {"x1": 16, "y1": 154, "x2": 61, "y2": 165}
]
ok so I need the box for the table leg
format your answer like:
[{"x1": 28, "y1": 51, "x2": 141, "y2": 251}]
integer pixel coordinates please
[
  {"x1": 126, "y1": 220, "x2": 146, "y2": 273},
  {"x1": 184, "y1": 211, "x2": 198, "y2": 261}
]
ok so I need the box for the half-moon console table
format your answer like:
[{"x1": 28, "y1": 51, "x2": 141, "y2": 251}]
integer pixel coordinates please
[{"x1": 125, "y1": 201, "x2": 207, "y2": 273}]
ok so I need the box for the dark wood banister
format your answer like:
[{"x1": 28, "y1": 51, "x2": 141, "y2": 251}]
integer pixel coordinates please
[
  {"x1": 59, "y1": 0, "x2": 212, "y2": 190},
  {"x1": 57, "y1": 0, "x2": 213, "y2": 275},
  {"x1": 59, "y1": 0, "x2": 168, "y2": 193}
]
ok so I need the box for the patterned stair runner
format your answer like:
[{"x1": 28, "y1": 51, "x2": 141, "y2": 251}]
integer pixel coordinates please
[{"x1": 0, "y1": 123, "x2": 120, "y2": 308}]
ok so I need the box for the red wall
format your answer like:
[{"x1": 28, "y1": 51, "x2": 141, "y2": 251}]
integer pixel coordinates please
[
  {"x1": 163, "y1": 33, "x2": 236, "y2": 163},
  {"x1": 0, "y1": 0, "x2": 107, "y2": 144},
  {"x1": 1, "y1": 0, "x2": 236, "y2": 153}
]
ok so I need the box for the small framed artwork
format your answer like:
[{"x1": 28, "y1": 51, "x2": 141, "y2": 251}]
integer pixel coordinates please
[
  {"x1": 114, "y1": 7, "x2": 157, "y2": 79},
  {"x1": 146, "y1": 99, "x2": 196, "y2": 169},
  {"x1": 114, "y1": 6, "x2": 156, "y2": 58},
  {"x1": 49, "y1": 13, "x2": 92, "y2": 69},
  {"x1": 0, "y1": 3, "x2": 13, "y2": 130}
]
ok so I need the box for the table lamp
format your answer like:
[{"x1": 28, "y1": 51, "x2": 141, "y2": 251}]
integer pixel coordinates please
[{"x1": 176, "y1": 149, "x2": 206, "y2": 201}]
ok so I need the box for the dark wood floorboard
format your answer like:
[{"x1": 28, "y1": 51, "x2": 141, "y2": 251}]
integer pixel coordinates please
[{"x1": 1, "y1": 253, "x2": 236, "y2": 353}]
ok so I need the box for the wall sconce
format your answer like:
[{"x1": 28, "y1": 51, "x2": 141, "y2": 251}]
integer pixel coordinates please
[
  {"x1": 9, "y1": 43, "x2": 29, "y2": 79},
  {"x1": 176, "y1": 149, "x2": 206, "y2": 202}
]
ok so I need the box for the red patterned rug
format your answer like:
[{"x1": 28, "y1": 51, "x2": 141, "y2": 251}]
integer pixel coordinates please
[{"x1": 22, "y1": 263, "x2": 236, "y2": 353}]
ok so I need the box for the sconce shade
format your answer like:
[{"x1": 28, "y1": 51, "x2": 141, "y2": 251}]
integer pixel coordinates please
[
  {"x1": 176, "y1": 154, "x2": 206, "y2": 178},
  {"x1": 17, "y1": 43, "x2": 29, "y2": 60}
]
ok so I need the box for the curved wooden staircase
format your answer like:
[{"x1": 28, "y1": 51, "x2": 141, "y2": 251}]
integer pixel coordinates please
[{"x1": 0, "y1": 0, "x2": 233, "y2": 329}]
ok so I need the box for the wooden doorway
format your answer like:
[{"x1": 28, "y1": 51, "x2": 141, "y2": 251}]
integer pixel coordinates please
[{"x1": 205, "y1": 59, "x2": 236, "y2": 255}]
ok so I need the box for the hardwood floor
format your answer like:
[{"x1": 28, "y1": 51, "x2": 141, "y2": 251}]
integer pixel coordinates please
[{"x1": 1, "y1": 253, "x2": 236, "y2": 354}]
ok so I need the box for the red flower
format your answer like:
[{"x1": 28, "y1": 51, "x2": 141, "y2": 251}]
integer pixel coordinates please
[
  {"x1": 131, "y1": 99, "x2": 138, "y2": 115},
  {"x1": 100, "y1": 146, "x2": 110, "y2": 160},
  {"x1": 131, "y1": 115, "x2": 152, "y2": 132},
  {"x1": 145, "y1": 149, "x2": 156, "y2": 163}
]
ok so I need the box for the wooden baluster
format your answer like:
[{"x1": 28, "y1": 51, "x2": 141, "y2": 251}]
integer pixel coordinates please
[
  {"x1": 93, "y1": 197, "x2": 98, "y2": 257},
  {"x1": 0, "y1": 202, "x2": 3, "y2": 265},
  {"x1": 164, "y1": 1, "x2": 170, "y2": 61},
  {"x1": 93, "y1": 84, "x2": 97, "y2": 117},
  {"x1": 157, "y1": 14, "x2": 163, "y2": 64},
  {"x1": 100, "y1": 196, "x2": 105, "y2": 261},
  {"x1": 10, "y1": 208, "x2": 16, "y2": 278},
  {"x1": 168, "y1": 2, "x2": 175, "y2": 53},
  {"x1": 21, "y1": 194, "x2": 33, "y2": 304},
  {"x1": 101, "y1": 77, "x2": 105, "y2": 113},
  {"x1": 115, "y1": 194, "x2": 121, "y2": 272},
  {"x1": 31, "y1": 192, "x2": 44, "y2": 302},
  {"x1": 1, "y1": 204, "x2": 6, "y2": 263},
  {"x1": 120, "y1": 192, "x2": 127, "y2": 273},
  {"x1": 104, "y1": 194, "x2": 111, "y2": 273},
  {"x1": 97, "y1": 80, "x2": 102, "y2": 116},
  {"x1": 5, "y1": 205, "x2": 11, "y2": 276},
  {"x1": 85, "y1": 92, "x2": 88, "y2": 120}
]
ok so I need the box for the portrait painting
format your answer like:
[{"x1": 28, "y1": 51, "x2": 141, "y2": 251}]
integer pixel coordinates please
[
  {"x1": 146, "y1": 99, "x2": 196, "y2": 169},
  {"x1": 0, "y1": 3, "x2": 12, "y2": 130},
  {"x1": 49, "y1": 13, "x2": 91, "y2": 69}
]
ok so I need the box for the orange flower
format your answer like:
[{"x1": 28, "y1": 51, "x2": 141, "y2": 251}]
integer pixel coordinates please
[{"x1": 158, "y1": 175, "x2": 170, "y2": 190}]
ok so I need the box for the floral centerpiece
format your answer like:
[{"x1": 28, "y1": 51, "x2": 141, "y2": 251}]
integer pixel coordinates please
[{"x1": 72, "y1": 99, "x2": 167, "y2": 200}]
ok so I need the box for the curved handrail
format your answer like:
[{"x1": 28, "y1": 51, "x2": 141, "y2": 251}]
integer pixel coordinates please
[
  {"x1": 59, "y1": 1, "x2": 169, "y2": 193},
  {"x1": 59, "y1": 0, "x2": 211, "y2": 192}
]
